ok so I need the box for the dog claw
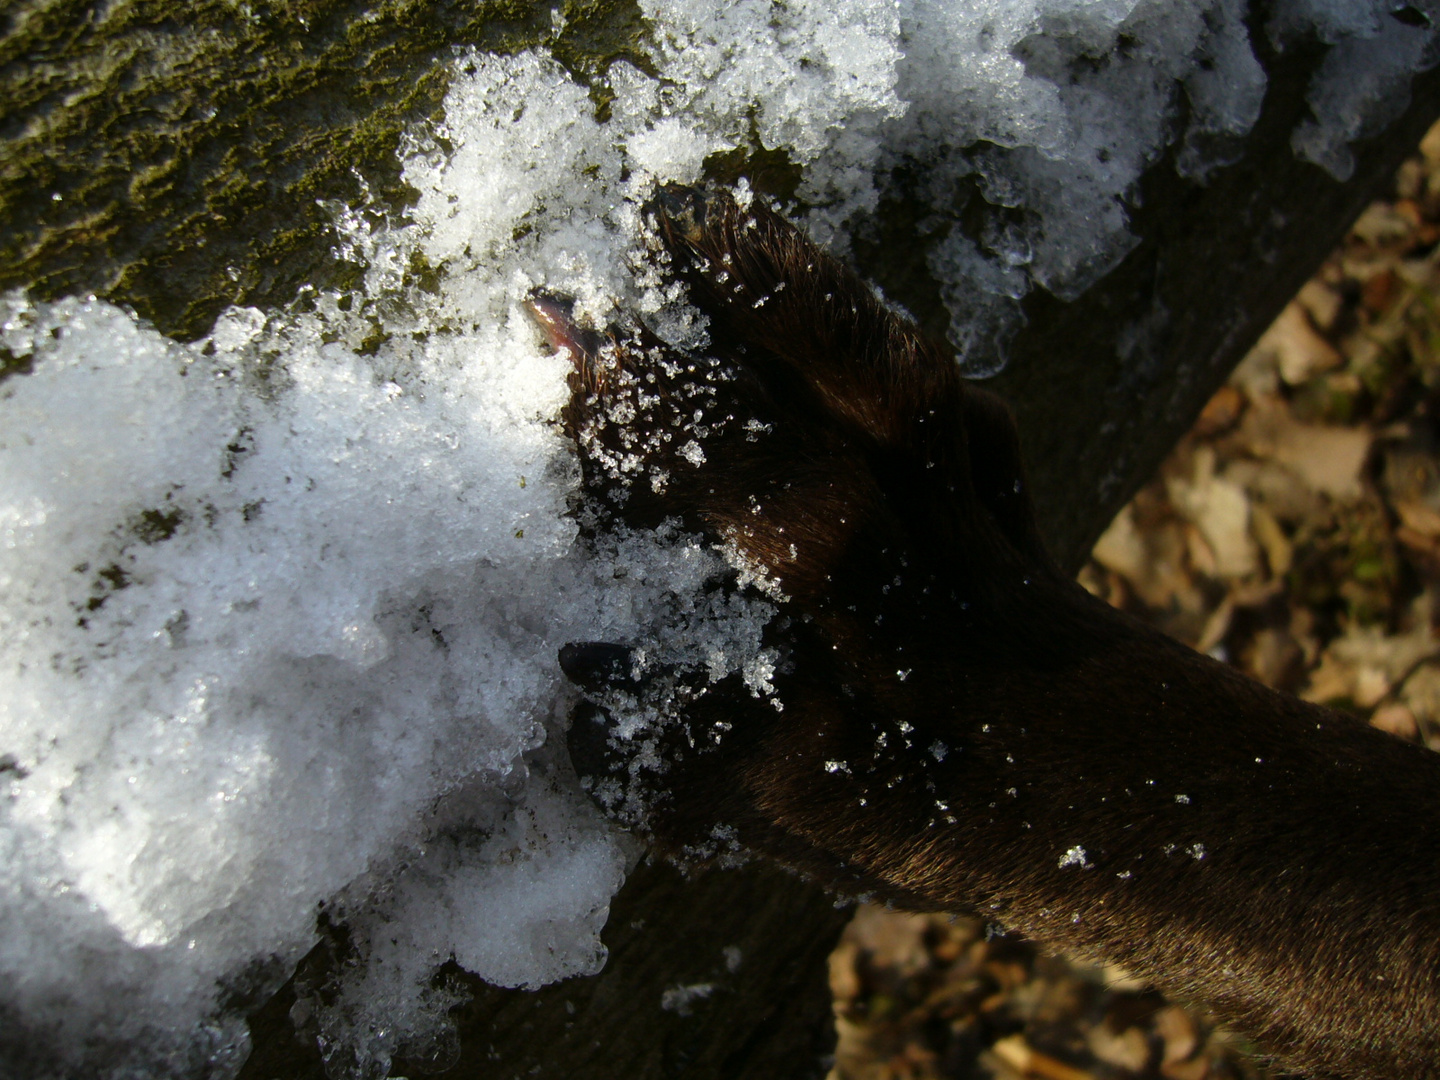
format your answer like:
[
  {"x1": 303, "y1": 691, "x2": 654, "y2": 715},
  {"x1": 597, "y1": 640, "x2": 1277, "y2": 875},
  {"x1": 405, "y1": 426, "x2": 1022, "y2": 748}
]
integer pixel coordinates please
[
  {"x1": 650, "y1": 183, "x2": 709, "y2": 244},
  {"x1": 558, "y1": 641, "x2": 640, "y2": 695},
  {"x1": 524, "y1": 291, "x2": 604, "y2": 363}
]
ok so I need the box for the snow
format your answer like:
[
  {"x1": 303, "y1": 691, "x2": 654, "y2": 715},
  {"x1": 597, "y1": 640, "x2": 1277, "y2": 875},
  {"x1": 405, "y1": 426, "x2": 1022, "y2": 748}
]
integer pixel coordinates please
[
  {"x1": 1279, "y1": 4, "x2": 1440, "y2": 181},
  {"x1": 660, "y1": 981, "x2": 717, "y2": 1016},
  {"x1": 2, "y1": 2, "x2": 1435, "y2": 1077}
]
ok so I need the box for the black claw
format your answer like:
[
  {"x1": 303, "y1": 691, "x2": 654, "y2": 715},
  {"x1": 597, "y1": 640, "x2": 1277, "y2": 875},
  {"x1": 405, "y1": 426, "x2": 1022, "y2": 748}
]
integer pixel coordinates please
[
  {"x1": 558, "y1": 641, "x2": 640, "y2": 695},
  {"x1": 566, "y1": 700, "x2": 621, "y2": 782},
  {"x1": 524, "y1": 291, "x2": 605, "y2": 362},
  {"x1": 650, "y1": 183, "x2": 708, "y2": 244}
]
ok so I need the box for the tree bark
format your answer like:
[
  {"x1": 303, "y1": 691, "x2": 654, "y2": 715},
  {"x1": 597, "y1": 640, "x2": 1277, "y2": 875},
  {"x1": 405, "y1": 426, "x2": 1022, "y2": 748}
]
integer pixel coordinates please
[
  {"x1": 4, "y1": 3, "x2": 1440, "y2": 1078},
  {"x1": 0, "y1": 0, "x2": 649, "y2": 340}
]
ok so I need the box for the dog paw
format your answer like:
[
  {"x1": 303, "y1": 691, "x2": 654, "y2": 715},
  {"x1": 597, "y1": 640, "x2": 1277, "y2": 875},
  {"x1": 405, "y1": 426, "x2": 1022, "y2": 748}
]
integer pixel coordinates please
[{"x1": 534, "y1": 184, "x2": 1059, "y2": 875}]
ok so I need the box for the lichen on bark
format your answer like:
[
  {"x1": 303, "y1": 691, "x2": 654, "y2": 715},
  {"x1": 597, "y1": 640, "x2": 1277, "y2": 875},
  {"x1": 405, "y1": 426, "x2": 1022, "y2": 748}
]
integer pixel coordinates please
[{"x1": 0, "y1": 0, "x2": 649, "y2": 339}]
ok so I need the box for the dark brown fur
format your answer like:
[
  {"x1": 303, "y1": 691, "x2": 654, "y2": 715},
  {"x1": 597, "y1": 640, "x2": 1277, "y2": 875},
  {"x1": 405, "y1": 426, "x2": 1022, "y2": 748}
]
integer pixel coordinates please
[{"x1": 535, "y1": 186, "x2": 1440, "y2": 1080}]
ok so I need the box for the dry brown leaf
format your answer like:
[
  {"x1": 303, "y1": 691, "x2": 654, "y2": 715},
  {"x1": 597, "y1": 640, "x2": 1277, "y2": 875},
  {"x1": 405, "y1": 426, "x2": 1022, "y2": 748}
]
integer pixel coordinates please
[
  {"x1": 1250, "y1": 302, "x2": 1343, "y2": 385},
  {"x1": 1394, "y1": 500, "x2": 1440, "y2": 539},
  {"x1": 1421, "y1": 121, "x2": 1440, "y2": 162},
  {"x1": 1154, "y1": 1004, "x2": 1200, "y2": 1064},
  {"x1": 830, "y1": 939, "x2": 862, "y2": 1003},
  {"x1": 989, "y1": 1035, "x2": 1096, "y2": 1080},
  {"x1": 1239, "y1": 627, "x2": 1305, "y2": 689},
  {"x1": 1167, "y1": 446, "x2": 1259, "y2": 579},
  {"x1": 1091, "y1": 504, "x2": 1149, "y2": 582},
  {"x1": 1228, "y1": 341, "x2": 1281, "y2": 399},
  {"x1": 1397, "y1": 158, "x2": 1426, "y2": 200},
  {"x1": 1306, "y1": 656, "x2": 1387, "y2": 708},
  {"x1": 1239, "y1": 399, "x2": 1371, "y2": 500},
  {"x1": 1370, "y1": 702, "x2": 1420, "y2": 740},
  {"x1": 1395, "y1": 198, "x2": 1425, "y2": 229},
  {"x1": 843, "y1": 907, "x2": 940, "y2": 976},
  {"x1": 1098, "y1": 962, "x2": 1149, "y2": 993},
  {"x1": 1088, "y1": 1023, "x2": 1151, "y2": 1072},
  {"x1": 1222, "y1": 457, "x2": 1324, "y2": 523},
  {"x1": 1271, "y1": 426, "x2": 1371, "y2": 501},
  {"x1": 1400, "y1": 664, "x2": 1440, "y2": 743},
  {"x1": 1092, "y1": 506, "x2": 1201, "y2": 614},
  {"x1": 1296, "y1": 279, "x2": 1344, "y2": 332},
  {"x1": 1303, "y1": 622, "x2": 1437, "y2": 708},
  {"x1": 1350, "y1": 203, "x2": 1417, "y2": 247},
  {"x1": 1228, "y1": 579, "x2": 1286, "y2": 610},
  {"x1": 1160, "y1": 1059, "x2": 1211, "y2": 1080},
  {"x1": 1195, "y1": 596, "x2": 1234, "y2": 655},
  {"x1": 1362, "y1": 268, "x2": 1400, "y2": 314},
  {"x1": 1249, "y1": 502, "x2": 1293, "y2": 576},
  {"x1": 1184, "y1": 522, "x2": 1219, "y2": 578},
  {"x1": 1193, "y1": 385, "x2": 1245, "y2": 438},
  {"x1": 1288, "y1": 605, "x2": 1322, "y2": 668}
]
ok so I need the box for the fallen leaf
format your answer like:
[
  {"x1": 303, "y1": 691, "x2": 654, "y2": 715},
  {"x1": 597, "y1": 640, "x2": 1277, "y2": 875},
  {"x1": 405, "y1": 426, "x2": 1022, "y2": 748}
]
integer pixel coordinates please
[
  {"x1": 1395, "y1": 198, "x2": 1425, "y2": 229},
  {"x1": 1160, "y1": 1058, "x2": 1211, "y2": 1080},
  {"x1": 1239, "y1": 627, "x2": 1305, "y2": 689},
  {"x1": 1400, "y1": 664, "x2": 1440, "y2": 740},
  {"x1": 1228, "y1": 341, "x2": 1281, "y2": 399},
  {"x1": 1350, "y1": 203, "x2": 1416, "y2": 247},
  {"x1": 1249, "y1": 302, "x2": 1342, "y2": 385},
  {"x1": 1092, "y1": 505, "x2": 1202, "y2": 614},
  {"x1": 1370, "y1": 702, "x2": 1420, "y2": 740},
  {"x1": 1296, "y1": 279, "x2": 1344, "y2": 332},
  {"x1": 1303, "y1": 622, "x2": 1437, "y2": 708},
  {"x1": 1394, "y1": 500, "x2": 1440, "y2": 539},
  {"x1": 1092, "y1": 504, "x2": 1149, "y2": 583},
  {"x1": 989, "y1": 1036, "x2": 1095, "y2": 1080},
  {"x1": 829, "y1": 940, "x2": 862, "y2": 1003},
  {"x1": 1167, "y1": 446, "x2": 1259, "y2": 579},
  {"x1": 1249, "y1": 502, "x2": 1293, "y2": 575},
  {"x1": 1362, "y1": 268, "x2": 1399, "y2": 314},
  {"x1": 1420, "y1": 122, "x2": 1440, "y2": 162},
  {"x1": 1193, "y1": 385, "x2": 1245, "y2": 438},
  {"x1": 1395, "y1": 526, "x2": 1440, "y2": 576},
  {"x1": 1222, "y1": 457, "x2": 1324, "y2": 523},
  {"x1": 1240, "y1": 399, "x2": 1372, "y2": 500},
  {"x1": 1195, "y1": 596, "x2": 1234, "y2": 655},
  {"x1": 1154, "y1": 1004, "x2": 1199, "y2": 1064},
  {"x1": 1088, "y1": 1023, "x2": 1151, "y2": 1072}
]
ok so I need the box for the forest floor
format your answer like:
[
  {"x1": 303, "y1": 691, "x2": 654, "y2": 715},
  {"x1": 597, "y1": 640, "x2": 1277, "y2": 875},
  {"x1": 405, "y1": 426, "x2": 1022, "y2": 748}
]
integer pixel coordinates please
[{"x1": 826, "y1": 121, "x2": 1440, "y2": 1080}]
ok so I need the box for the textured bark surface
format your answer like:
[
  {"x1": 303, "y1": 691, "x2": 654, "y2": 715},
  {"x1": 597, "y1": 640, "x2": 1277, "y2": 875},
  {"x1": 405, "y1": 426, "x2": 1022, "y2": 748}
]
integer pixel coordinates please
[
  {"x1": 4, "y1": 3, "x2": 1440, "y2": 1078},
  {"x1": 0, "y1": 0, "x2": 647, "y2": 340}
]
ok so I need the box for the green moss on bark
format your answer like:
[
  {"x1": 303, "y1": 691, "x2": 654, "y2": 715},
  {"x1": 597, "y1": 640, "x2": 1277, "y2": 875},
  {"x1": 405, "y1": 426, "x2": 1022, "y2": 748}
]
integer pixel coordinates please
[{"x1": 0, "y1": 0, "x2": 648, "y2": 339}]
